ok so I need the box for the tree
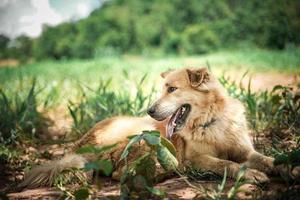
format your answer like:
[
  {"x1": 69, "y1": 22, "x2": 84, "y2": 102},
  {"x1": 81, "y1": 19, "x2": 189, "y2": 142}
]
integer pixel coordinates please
[{"x1": 0, "y1": 34, "x2": 10, "y2": 59}]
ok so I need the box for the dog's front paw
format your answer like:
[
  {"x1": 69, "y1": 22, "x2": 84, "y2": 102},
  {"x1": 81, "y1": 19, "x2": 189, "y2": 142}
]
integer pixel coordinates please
[{"x1": 244, "y1": 169, "x2": 269, "y2": 183}]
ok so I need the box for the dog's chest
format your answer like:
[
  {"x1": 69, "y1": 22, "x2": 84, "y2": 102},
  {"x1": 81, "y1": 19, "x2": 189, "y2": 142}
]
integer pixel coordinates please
[
  {"x1": 183, "y1": 127, "x2": 234, "y2": 159},
  {"x1": 183, "y1": 137, "x2": 228, "y2": 160}
]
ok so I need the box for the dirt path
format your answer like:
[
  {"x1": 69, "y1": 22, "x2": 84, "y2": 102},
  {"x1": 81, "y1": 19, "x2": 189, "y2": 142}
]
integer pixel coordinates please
[
  {"x1": 220, "y1": 71, "x2": 300, "y2": 91},
  {"x1": 6, "y1": 176, "x2": 293, "y2": 199}
]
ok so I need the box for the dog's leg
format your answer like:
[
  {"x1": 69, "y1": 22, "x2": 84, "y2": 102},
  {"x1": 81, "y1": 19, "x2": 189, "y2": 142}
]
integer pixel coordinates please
[
  {"x1": 190, "y1": 154, "x2": 269, "y2": 182},
  {"x1": 245, "y1": 151, "x2": 277, "y2": 175}
]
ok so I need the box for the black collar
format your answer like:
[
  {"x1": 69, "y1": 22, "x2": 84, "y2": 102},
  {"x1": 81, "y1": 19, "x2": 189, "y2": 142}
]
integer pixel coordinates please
[{"x1": 199, "y1": 118, "x2": 216, "y2": 129}]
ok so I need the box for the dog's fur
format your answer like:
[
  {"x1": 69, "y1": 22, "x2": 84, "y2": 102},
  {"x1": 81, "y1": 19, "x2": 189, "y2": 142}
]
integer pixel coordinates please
[
  {"x1": 148, "y1": 68, "x2": 277, "y2": 182},
  {"x1": 19, "y1": 67, "x2": 290, "y2": 189}
]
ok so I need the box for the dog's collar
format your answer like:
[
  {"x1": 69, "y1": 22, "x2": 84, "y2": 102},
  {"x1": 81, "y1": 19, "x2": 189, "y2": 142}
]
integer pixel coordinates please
[{"x1": 199, "y1": 118, "x2": 216, "y2": 129}]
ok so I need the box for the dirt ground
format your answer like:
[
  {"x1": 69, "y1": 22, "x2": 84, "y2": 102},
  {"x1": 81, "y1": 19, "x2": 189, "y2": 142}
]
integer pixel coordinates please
[
  {"x1": 5, "y1": 173, "x2": 297, "y2": 199},
  {"x1": 2, "y1": 72, "x2": 300, "y2": 199}
]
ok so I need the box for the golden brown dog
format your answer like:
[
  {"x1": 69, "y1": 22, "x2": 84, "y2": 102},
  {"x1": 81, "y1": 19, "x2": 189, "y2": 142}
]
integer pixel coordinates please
[
  {"x1": 19, "y1": 67, "x2": 290, "y2": 188},
  {"x1": 148, "y1": 67, "x2": 278, "y2": 182}
]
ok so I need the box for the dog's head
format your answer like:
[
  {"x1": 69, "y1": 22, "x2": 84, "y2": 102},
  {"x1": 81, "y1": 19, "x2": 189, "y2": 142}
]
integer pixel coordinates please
[{"x1": 147, "y1": 67, "x2": 226, "y2": 139}]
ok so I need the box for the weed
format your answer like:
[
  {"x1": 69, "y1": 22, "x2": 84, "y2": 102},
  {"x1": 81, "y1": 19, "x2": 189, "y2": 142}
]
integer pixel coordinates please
[
  {"x1": 120, "y1": 131, "x2": 178, "y2": 199},
  {"x1": 0, "y1": 79, "x2": 50, "y2": 145},
  {"x1": 206, "y1": 166, "x2": 249, "y2": 200},
  {"x1": 52, "y1": 144, "x2": 117, "y2": 199},
  {"x1": 219, "y1": 75, "x2": 300, "y2": 139},
  {"x1": 68, "y1": 77, "x2": 155, "y2": 136}
]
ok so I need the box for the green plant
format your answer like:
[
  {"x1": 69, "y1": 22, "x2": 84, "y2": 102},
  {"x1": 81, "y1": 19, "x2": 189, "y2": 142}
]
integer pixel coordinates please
[
  {"x1": 0, "y1": 146, "x2": 19, "y2": 165},
  {"x1": 68, "y1": 77, "x2": 155, "y2": 135},
  {"x1": 53, "y1": 168, "x2": 89, "y2": 199},
  {"x1": 52, "y1": 131, "x2": 177, "y2": 199},
  {"x1": 0, "y1": 79, "x2": 49, "y2": 145},
  {"x1": 274, "y1": 148, "x2": 300, "y2": 181},
  {"x1": 53, "y1": 144, "x2": 117, "y2": 199},
  {"x1": 181, "y1": 24, "x2": 220, "y2": 54},
  {"x1": 206, "y1": 166, "x2": 249, "y2": 200},
  {"x1": 119, "y1": 130, "x2": 178, "y2": 199},
  {"x1": 219, "y1": 75, "x2": 300, "y2": 135}
]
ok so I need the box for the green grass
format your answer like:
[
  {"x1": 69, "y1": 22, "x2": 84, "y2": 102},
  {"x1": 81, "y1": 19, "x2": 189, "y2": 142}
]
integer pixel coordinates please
[
  {"x1": 0, "y1": 48, "x2": 299, "y2": 105},
  {"x1": 1, "y1": 48, "x2": 299, "y2": 83},
  {"x1": 68, "y1": 78, "x2": 155, "y2": 135}
]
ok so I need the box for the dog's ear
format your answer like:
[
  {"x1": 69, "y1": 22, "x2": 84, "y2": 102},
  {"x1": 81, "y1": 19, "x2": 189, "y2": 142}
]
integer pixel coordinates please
[
  {"x1": 161, "y1": 69, "x2": 173, "y2": 78},
  {"x1": 186, "y1": 68, "x2": 210, "y2": 91}
]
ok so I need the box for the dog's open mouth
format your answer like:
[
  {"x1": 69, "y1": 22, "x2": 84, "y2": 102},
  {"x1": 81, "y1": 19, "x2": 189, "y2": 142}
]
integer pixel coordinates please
[{"x1": 166, "y1": 104, "x2": 191, "y2": 139}]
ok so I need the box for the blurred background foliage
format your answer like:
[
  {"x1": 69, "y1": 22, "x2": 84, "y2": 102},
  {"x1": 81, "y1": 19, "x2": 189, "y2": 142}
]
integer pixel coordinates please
[{"x1": 0, "y1": 0, "x2": 300, "y2": 61}]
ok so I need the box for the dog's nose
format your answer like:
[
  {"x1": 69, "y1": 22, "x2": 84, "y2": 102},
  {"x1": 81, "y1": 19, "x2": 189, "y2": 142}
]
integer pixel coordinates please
[{"x1": 147, "y1": 106, "x2": 156, "y2": 116}]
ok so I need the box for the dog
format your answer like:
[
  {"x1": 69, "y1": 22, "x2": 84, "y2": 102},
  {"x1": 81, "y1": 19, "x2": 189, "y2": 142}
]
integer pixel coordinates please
[
  {"x1": 19, "y1": 67, "x2": 293, "y2": 189},
  {"x1": 148, "y1": 67, "x2": 278, "y2": 182}
]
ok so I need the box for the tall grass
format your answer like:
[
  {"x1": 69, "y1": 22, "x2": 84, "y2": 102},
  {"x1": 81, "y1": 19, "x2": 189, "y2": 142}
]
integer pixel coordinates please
[
  {"x1": 0, "y1": 79, "x2": 53, "y2": 167},
  {"x1": 1, "y1": 48, "x2": 299, "y2": 86},
  {"x1": 219, "y1": 75, "x2": 300, "y2": 138},
  {"x1": 68, "y1": 75, "x2": 155, "y2": 135},
  {"x1": 0, "y1": 79, "x2": 49, "y2": 145}
]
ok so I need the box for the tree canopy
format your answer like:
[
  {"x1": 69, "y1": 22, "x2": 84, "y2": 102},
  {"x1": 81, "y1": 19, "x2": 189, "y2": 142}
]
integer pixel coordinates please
[{"x1": 2, "y1": 0, "x2": 300, "y2": 60}]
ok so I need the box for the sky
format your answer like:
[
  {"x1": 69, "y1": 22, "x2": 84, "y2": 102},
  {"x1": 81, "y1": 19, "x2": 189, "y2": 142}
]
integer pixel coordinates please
[{"x1": 0, "y1": 0, "x2": 102, "y2": 38}]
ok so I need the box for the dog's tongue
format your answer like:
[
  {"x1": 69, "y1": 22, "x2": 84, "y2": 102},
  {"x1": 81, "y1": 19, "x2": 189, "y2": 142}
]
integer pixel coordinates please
[
  {"x1": 166, "y1": 121, "x2": 174, "y2": 140},
  {"x1": 166, "y1": 107, "x2": 182, "y2": 139}
]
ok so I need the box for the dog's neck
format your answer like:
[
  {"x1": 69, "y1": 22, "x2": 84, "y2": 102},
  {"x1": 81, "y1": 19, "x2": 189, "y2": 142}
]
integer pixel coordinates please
[
  {"x1": 190, "y1": 93, "x2": 226, "y2": 133},
  {"x1": 190, "y1": 104, "x2": 220, "y2": 131},
  {"x1": 198, "y1": 117, "x2": 217, "y2": 130}
]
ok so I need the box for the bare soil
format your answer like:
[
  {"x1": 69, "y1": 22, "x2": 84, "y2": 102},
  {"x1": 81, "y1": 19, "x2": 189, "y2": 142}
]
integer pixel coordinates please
[{"x1": 0, "y1": 59, "x2": 19, "y2": 68}]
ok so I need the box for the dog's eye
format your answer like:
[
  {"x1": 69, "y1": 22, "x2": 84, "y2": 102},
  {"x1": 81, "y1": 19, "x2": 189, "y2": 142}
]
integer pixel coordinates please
[{"x1": 167, "y1": 87, "x2": 177, "y2": 93}]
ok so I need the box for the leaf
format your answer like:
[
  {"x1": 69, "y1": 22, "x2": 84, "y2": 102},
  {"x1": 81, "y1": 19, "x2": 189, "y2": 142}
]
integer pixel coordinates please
[
  {"x1": 120, "y1": 184, "x2": 130, "y2": 200},
  {"x1": 218, "y1": 167, "x2": 227, "y2": 191},
  {"x1": 288, "y1": 149, "x2": 300, "y2": 167},
  {"x1": 84, "y1": 161, "x2": 101, "y2": 171},
  {"x1": 139, "y1": 74, "x2": 148, "y2": 85},
  {"x1": 146, "y1": 186, "x2": 165, "y2": 196},
  {"x1": 74, "y1": 188, "x2": 89, "y2": 200},
  {"x1": 272, "y1": 85, "x2": 284, "y2": 93},
  {"x1": 95, "y1": 144, "x2": 118, "y2": 154},
  {"x1": 84, "y1": 160, "x2": 113, "y2": 176},
  {"x1": 274, "y1": 154, "x2": 289, "y2": 166},
  {"x1": 76, "y1": 145, "x2": 97, "y2": 154},
  {"x1": 157, "y1": 146, "x2": 178, "y2": 171},
  {"x1": 133, "y1": 175, "x2": 147, "y2": 189},
  {"x1": 160, "y1": 136, "x2": 177, "y2": 157},
  {"x1": 98, "y1": 160, "x2": 113, "y2": 176},
  {"x1": 271, "y1": 94, "x2": 281, "y2": 103},
  {"x1": 235, "y1": 165, "x2": 246, "y2": 181},
  {"x1": 142, "y1": 131, "x2": 160, "y2": 146},
  {"x1": 143, "y1": 130, "x2": 160, "y2": 137},
  {"x1": 133, "y1": 153, "x2": 156, "y2": 184},
  {"x1": 68, "y1": 104, "x2": 78, "y2": 127},
  {"x1": 120, "y1": 134, "x2": 142, "y2": 160},
  {"x1": 76, "y1": 144, "x2": 117, "y2": 154}
]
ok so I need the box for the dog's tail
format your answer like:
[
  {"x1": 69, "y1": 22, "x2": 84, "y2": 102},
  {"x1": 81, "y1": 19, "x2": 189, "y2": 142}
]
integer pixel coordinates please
[{"x1": 17, "y1": 153, "x2": 87, "y2": 189}]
